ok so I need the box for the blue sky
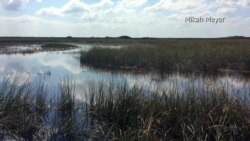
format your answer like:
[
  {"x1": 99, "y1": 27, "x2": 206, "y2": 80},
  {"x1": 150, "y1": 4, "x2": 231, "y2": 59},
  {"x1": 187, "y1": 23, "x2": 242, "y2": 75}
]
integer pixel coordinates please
[{"x1": 0, "y1": 0, "x2": 250, "y2": 37}]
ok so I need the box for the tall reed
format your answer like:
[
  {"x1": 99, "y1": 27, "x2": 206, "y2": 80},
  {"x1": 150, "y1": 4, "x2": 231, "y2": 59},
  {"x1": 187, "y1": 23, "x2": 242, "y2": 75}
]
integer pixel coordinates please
[
  {"x1": 81, "y1": 39, "x2": 250, "y2": 73},
  {"x1": 87, "y1": 80, "x2": 250, "y2": 140},
  {"x1": 0, "y1": 77, "x2": 249, "y2": 140}
]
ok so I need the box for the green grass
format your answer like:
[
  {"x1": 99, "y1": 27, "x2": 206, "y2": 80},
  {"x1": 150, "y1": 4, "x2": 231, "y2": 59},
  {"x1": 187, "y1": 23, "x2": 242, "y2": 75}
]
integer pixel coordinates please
[
  {"x1": 81, "y1": 39, "x2": 250, "y2": 73},
  {"x1": 0, "y1": 78, "x2": 48, "y2": 140},
  {"x1": 50, "y1": 78, "x2": 84, "y2": 141},
  {"x1": 87, "y1": 80, "x2": 250, "y2": 140},
  {"x1": 0, "y1": 77, "x2": 249, "y2": 140}
]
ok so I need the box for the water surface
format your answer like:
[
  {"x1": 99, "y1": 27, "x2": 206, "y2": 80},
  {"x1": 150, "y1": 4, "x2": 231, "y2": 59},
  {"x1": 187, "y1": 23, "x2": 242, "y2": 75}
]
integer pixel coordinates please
[{"x1": 0, "y1": 44, "x2": 249, "y2": 100}]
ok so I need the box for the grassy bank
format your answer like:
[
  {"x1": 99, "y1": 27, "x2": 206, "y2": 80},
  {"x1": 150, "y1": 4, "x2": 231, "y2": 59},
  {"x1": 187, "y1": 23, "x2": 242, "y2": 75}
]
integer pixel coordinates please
[
  {"x1": 81, "y1": 39, "x2": 250, "y2": 73},
  {"x1": 0, "y1": 77, "x2": 249, "y2": 140}
]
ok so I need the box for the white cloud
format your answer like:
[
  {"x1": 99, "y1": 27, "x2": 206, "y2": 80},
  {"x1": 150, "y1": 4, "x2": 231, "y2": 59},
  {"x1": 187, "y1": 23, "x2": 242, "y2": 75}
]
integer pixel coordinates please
[
  {"x1": 216, "y1": 0, "x2": 250, "y2": 7},
  {"x1": 116, "y1": 0, "x2": 147, "y2": 8},
  {"x1": 217, "y1": 7, "x2": 237, "y2": 14},
  {"x1": 1, "y1": 12, "x2": 250, "y2": 38},
  {"x1": 36, "y1": 0, "x2": 149, "y2": 22},
  {"x1": 0, "y1": 0, "x2": 29, "y2": 11},
  {"x1": 216, "y1": 0, "x2": 238, "y2": 5},
  {"x1": 239, "y1": 0, "x2": 250, "y2": 7},
  {"x1": 36, "y1": 0, "x2": 42, "y2": 3},
  {"x1": 37, "y1": 0, "x2": 114, "y2": 17},
  {"x1": 1, "y1": 0, "x2": 250, "y2": 37},
  {"x1": 146, "y1": 0, "x2": 210, "y2": 11},
  {"x1": 36, "y1": 7, "x2": 65, "y2": 17}
]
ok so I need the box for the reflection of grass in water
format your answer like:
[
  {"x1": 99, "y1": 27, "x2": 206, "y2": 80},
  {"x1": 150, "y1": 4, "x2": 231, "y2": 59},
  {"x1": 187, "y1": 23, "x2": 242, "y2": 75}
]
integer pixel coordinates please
[
  {"x1": 0, "y1": 77, "x2": 249, "y2": 140},
  {"x1": 80, "y1": 39, "x2": 250, "y2": 73}
]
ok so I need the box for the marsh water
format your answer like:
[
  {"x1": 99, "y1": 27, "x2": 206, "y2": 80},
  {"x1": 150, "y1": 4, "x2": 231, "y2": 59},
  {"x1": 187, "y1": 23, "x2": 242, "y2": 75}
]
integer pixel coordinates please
[{"x1": 0, "y1": 44, "x2": 249, "y2": 100}]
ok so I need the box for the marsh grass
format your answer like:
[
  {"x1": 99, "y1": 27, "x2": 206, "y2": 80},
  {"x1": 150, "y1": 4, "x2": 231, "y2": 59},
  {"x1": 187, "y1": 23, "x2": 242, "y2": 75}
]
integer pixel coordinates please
[
  {"x1": 0, "y1": 78, "x2": 48, "y2": 141},
  {"x1": 81, "y1": 39, "x2": 250, "y2": 73},
  {"x1": 50, "y1": 78, "x2": 81, "y2": 141},
  {"x1": 87, "y1": 80, "x2": 250, "y2": 140},
  {"x1": 41, "y1": 43, "x2": 78, "y2": 50},
  {"x1": 0, "y1": 77, "x2": 249, "y2": 140}
]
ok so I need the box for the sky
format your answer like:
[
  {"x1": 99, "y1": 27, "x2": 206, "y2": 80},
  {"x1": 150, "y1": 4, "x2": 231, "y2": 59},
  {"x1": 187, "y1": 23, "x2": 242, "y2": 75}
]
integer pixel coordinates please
[{"x1": 0, "y1": 0, "x2": 250, "y2": 37}]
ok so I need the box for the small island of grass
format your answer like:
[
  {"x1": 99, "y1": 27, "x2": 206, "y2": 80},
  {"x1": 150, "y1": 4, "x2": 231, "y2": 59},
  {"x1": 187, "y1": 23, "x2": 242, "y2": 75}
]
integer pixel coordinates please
[{"x1": 41, "y1": 43, "x2": 78, "y2": 50}]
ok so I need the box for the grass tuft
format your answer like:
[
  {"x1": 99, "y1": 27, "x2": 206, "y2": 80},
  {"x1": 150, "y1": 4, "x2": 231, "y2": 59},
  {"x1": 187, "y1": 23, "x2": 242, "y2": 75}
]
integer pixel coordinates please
[{"x1": 41, "y1": 43, "x2": 78, "y2": 50}]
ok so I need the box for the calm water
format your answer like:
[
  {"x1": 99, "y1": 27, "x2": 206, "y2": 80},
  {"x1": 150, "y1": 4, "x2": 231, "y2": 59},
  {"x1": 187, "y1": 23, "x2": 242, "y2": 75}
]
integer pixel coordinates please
[{"x1": 0, "y1": 44, "x2": 249, "y2": 100}]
